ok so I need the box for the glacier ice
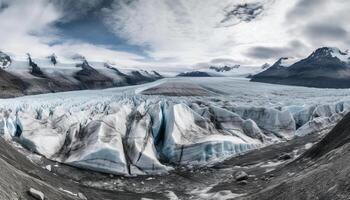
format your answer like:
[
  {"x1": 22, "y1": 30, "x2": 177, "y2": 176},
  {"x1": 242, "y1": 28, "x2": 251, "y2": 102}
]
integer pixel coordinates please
[
  {"x1": 161, "y1": 103, "x2": 261, "y2": 165},
  {"x1": 229, "y1": 106, "x2": 296, "y2": 140},
  {"x1": 1, "y1": 78, "x2": 350, "y2": 175}
]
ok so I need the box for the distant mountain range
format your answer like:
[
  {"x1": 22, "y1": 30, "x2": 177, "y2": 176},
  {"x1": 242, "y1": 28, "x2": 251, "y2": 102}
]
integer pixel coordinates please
[
  {"x1": 177, "y1": 64, "x2": 262, "y2": 78},
  {"x1": 0, "y1": 53, "x2": 162, "y2": 98},
  {"x1": 209, "y1": 65, "x2": 240, "y2": 72},
  {"x1": 177, "y1": 71, "x2": 212, "y2": 77},
  {"x1": 2, "y1": 46, "x2": 350, "y2": 97},
  {"x1": 251, "y1": 47, "x2": 350, "y2": 88}
]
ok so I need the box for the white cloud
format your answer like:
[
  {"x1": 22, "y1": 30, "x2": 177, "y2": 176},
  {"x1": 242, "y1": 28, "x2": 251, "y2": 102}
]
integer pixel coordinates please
[
  {"x1": 0, "y1": 0, "x2": 349, "y2": 68},
  {"x1": 103, "y1": 0, "x2": 296, "y2": 66},
  {"x1": 0, "y1": 0, "x2": 148, "y2": 67}
]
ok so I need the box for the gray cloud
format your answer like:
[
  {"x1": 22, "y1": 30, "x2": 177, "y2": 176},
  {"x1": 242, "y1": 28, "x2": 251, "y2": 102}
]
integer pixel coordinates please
[
  {"x1": 303, "y1": 23, "x2": 348, "y2": 40},
  {"x1": 210, "y1": 58, "x2": 239, "y2": 64},
  {"x1": 245, "y1": 46, "x2": 287, "y2": 59},
  {"x1": 287, "y1": 0, "x2": 328, "y2": 20},
  {"x1": 0, "y1": 1, "x2": 9, "y2": 11},
  {"x1": 0, "y1": 0, "x2": 349, "y2": 67},
  {"x1": 245, "y1": 40, "x2": 307, "y2": 59},
  {"x1": 221, "y1": 3, "x2": 264, "y2": 26}
]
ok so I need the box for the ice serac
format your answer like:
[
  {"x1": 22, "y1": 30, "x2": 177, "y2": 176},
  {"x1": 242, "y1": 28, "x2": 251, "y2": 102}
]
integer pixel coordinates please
[
  {"x1": 208, "y1": 106, "x2": 271, "y2": 143},
  {"x1": 125, "y1": 103, "x2": 169, "y2": 175},
  {"x1": 55, "y1": 103, "x2": 133, "y2": 175},
  {"x1": 295, "y1": 102, "x2": 350, "y2": 137},
  {"x1": 229, "y1": 106, "x2": 296, "y2": 140},
  {"x1": 17, "y1": 107, "x2": 67, "y2": 158},
  {"x1": 161, "y1": 103, "x2": 259, "y2": 165}
]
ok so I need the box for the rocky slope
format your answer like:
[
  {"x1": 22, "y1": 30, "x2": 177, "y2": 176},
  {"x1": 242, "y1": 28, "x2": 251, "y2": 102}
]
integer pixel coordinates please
[
  {"x1": 251, "y1": 47, "x2": 350, "y2": 88},
  {"x1": 0, "y1": 137, "x2": 165, "y2": 200},
  {"x1": 242, "y1": 112, "x2": 350, "y2": 200}
]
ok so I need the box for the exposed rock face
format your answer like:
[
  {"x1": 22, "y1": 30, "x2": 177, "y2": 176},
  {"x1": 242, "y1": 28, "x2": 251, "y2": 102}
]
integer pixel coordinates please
[
  {"x1": 127, "y1": 70, "x2": 161, "y2": 85},
  {"x1": 28, "y1": 54, "x2": 45, "y2": 78},
  {"x1": 251, "y1": 47, "x2": 350, "y2": 88},
  {"x1": 0, "y1": 51, "x2": 11, "y2": 69},
  {"x1": 261, "y1": 63, "x2": 270, "y2": 69},
  {"x1": 0, "y1": 68, "x2": 27, "y2": 98},
  {"x1": 74, "y1": 60, "x2": 114, "y2": 89},
  {"x1": 50, "y1": 54, "x2": 57, "y2": 65}
]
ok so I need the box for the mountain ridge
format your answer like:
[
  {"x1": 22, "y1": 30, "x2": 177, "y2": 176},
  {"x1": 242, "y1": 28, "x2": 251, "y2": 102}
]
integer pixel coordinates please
[
  {"x1": 0, "y1": 53, "x2": 163, "y2": 98},
  {"x1": 251, "y1": 47, "x2": 350, "y2": 88}
]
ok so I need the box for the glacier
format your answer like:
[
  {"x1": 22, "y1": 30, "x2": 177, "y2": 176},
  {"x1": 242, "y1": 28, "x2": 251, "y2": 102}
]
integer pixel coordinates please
[{"x1": 1, "y1": 77, "x2": 350, "y2": 175}]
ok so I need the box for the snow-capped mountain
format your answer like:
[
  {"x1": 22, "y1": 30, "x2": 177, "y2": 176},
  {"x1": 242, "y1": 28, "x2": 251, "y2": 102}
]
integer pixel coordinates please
[
  {"x1": 251, "y1": 47, "x2": 350, "y2": 88},
  {"x1": 177, "y1": 65, "x2": 263, "y2": 78},
  {"x1": 0, "y1": 53, "x2": 163, "y2": 98},
  {"x1": 271, "y1": 57, "x2": 300, "y2": 69},
  {"x1": 209, "y1": 65, "x2": 240, "y2": 72},
  {"x1": 177, "y1": 71, "x2": 212, "y2": 77}
]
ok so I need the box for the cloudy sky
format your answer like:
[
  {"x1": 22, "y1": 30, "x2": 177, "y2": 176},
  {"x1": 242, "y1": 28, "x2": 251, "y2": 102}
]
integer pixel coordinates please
[{"x1": 0, "y1": 0, "x2": 349, "y2": 68}]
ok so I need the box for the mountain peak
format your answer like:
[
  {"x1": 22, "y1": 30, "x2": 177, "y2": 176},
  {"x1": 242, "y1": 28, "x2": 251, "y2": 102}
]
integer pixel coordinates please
[
  {"x1": 271, "y1": 57, "x2": 299, "y2": 68},
  {"x1": 309, "y1": 47, "x2": 349, "y2": 62}
]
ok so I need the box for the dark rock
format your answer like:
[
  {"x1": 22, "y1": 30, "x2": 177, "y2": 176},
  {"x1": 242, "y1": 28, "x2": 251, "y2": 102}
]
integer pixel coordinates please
[
  {"x1": 238, "y1": 180, "x2": 248, "y2": 185},
  {"x1": 27, "y1": 54, "x2": 45, "y2": 78},
  {"x1": 152, "y1": 70, "x2": 163, "y2": 78},
  {"x1": 0, "y1": 68, "x2": 27, "y2": 97},
  {"x1": 0, "y1": 51, "x2": 11, "y2": 68},
  {"x1": 104, "y1": 63, "x2": 127, "y2": 77},
  {"x1": 261, "y1": 63, "x2": 270, "y2": 69},
  {"x1": 278, "y1": 153, "x2": 293, "y2": 160},
  {"x1": 235, "y1": 171, "x2": 249, "y2": 181},
  {"x1": 50, "y1": 53, "x2": 57, "y2": 65},
  {"x1": 74, "y1": 60, "x2": 113, "y2": 89}
]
